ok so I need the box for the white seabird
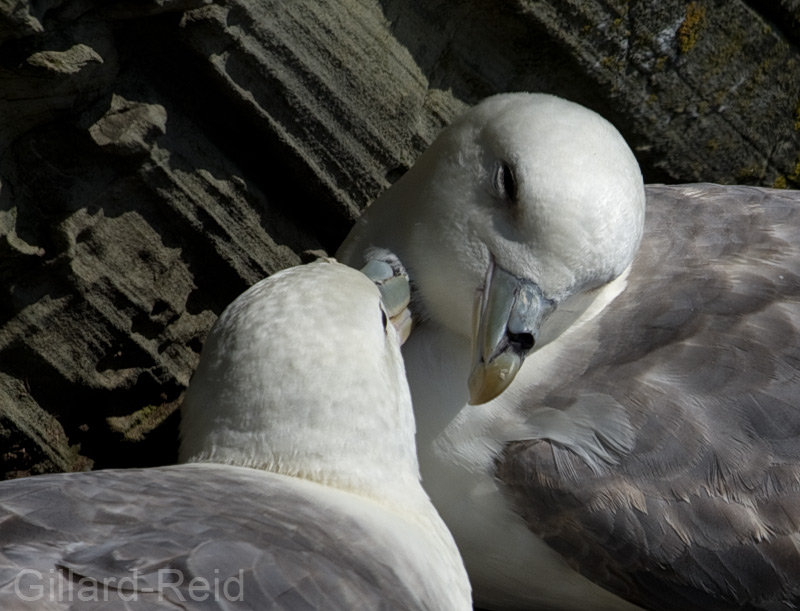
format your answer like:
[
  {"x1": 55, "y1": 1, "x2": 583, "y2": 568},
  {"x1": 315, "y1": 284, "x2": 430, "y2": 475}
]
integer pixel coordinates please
[
  {"x1": 0, "y1": 260, "x2": 471, "y2": 611},
  {"x1": 338, "y1": 92, "x2": 800, "y2": 610}
]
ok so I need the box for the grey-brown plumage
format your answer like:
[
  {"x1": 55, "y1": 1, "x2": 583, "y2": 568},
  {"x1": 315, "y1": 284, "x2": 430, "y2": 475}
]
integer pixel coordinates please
[
  {"x1": 337, "y1": 92, "x2": 800, "y2": 609},
  {"x1": 497, "y1": 184, "x2": 800, "y2": 611},
  {"x1": 0, "y1": 464, "x2": 450, "y2": 610}
]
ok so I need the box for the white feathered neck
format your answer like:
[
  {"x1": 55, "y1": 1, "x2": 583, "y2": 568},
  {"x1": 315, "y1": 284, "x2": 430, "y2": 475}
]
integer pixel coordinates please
[{"x1": 179, "y1": 260, "x2": 424, "y2": 511}]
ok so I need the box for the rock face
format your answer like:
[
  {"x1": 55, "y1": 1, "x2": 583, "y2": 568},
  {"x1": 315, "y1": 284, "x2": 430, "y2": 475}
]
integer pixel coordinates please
[{"x1": 1, "y1": 0, "x2": 799, "y2": 479}]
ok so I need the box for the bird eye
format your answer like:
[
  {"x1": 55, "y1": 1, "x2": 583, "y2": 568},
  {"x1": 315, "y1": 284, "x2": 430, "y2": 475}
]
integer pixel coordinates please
[
  {"x1": 494, "y1": 161, "x2": 518, "y2": 205},
  {"x1": 381, "y1": 308, "x2": 389, "y2": 331}
]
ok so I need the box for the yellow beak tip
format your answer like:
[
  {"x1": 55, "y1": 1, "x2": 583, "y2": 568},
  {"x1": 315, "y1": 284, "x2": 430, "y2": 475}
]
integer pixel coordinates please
[{"x1": 467, "y1": 355, "x2": 522, "y2": 405}]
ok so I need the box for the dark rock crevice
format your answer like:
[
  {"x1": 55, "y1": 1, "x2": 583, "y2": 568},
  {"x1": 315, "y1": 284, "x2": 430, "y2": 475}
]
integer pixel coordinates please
[{"x1": 1, "y1": 0, "x2": 799, "y2": 477}]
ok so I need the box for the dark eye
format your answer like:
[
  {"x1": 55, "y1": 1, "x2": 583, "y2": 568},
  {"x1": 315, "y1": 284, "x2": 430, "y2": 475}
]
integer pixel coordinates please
[
  {"x1": 381, "y1": 308, "x2": 389, "y2": 330},
  {"x1": 494, "y1": 161, "x2": 518, "y2": 204}
]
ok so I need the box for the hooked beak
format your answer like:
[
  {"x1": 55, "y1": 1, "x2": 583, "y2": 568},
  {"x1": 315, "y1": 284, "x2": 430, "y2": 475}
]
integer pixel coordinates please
[
  {"x1": 467, "y1": 257, "x2": 554, "y2": 405},
  {"x1": 361, "y1": 258, "x2": 413, "y2": 345}
]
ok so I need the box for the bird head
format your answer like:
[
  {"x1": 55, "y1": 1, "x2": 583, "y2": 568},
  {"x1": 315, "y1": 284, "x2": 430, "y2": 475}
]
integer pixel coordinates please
[{"x1": 338, "y1": 93, "x2": 645, "y2": 405}]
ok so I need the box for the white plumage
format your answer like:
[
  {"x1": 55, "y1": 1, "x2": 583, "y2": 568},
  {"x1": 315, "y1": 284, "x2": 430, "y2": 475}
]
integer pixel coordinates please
[
  {"x1": 338, "y1": 92, "x2": 800, "y2": 610},
  {"x1": 0, "y1": 259, "x2": 471, "y2": 611}
]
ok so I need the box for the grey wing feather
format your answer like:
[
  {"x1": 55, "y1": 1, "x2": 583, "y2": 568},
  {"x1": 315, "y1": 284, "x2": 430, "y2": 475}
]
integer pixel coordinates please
[
  {"x1": 0, "y1": 464, "x2": 431, "y2": 610},
  {"x1": 497, "y1": 184, "x2": 800, "y2": 611}
]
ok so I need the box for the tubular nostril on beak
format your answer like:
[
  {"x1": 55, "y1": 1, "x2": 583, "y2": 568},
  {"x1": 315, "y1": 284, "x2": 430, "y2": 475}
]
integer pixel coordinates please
[{"x1": 507, "y1": 330, "x2": 534, "y2": 353}]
